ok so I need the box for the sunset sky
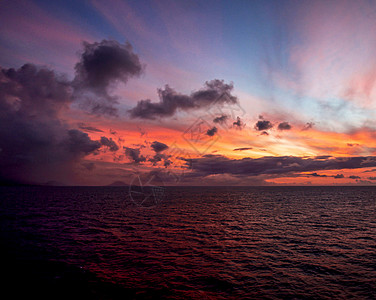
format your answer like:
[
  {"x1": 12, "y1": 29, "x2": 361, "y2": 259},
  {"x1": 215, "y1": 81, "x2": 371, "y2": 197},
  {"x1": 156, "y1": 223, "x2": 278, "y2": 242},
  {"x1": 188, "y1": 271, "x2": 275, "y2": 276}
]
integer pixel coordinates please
[{"x1": 2, "y1": 0, "x2": 376, "y2": 185}]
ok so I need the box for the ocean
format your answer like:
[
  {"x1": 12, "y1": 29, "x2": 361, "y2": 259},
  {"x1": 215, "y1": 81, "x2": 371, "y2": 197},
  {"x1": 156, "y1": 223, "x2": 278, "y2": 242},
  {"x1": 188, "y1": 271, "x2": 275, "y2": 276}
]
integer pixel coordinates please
[{"x1": 1, "y1": 186, "x2": 375, "y2": 299}]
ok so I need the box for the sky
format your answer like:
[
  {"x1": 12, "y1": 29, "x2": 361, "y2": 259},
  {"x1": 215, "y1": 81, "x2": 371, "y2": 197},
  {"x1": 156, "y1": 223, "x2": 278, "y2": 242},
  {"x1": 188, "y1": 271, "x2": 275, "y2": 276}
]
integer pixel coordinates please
[{"x1": 2, "y1": 0, "x2": 376, "y2": 186}]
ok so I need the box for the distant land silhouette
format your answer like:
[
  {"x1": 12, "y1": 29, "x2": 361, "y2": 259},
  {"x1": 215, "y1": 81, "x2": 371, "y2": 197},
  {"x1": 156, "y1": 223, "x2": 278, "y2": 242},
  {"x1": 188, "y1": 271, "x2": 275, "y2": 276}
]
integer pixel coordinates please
[{"x1": 107, "y1": 181, "x2": 128, "y2": 186}]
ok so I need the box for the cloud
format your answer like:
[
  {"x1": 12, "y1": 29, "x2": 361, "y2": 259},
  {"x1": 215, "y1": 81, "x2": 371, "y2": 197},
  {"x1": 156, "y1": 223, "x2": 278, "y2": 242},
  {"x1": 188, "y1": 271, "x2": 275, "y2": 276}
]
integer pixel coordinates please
[
  {"x1": 233, "y1": 147, "x2": 253, "y2": 151},
  {"x1": 67, "y1": 130, "x2": 101, "y2": 154},
  {"x1": 213, "y1": 114, "x2": 228, "y2": 124},
  {"x1": 184, "y1": 155, "x2": 376, "y2": 178},
  {"x1": 0, "y1": 64, "x2": 101, "y2": 184},
  {"x1": 277, "y1": 122, "x2": 292, "y2": 130},
  {"x1": 74, "y1": 39, "x2": 143, "y2": 92},
  {"x1": 306, "y1": 172, "x2": 328, "y2": 177},
  {"x1": 255, "y1": 120, "x2": 273, "y2": 131},
  {"x1": 333, "y1": 174, "x2": 344, "y2": 179},
  {"x1": 81, "y1": 162, "x2": 95, "y2": 171},
  {"x1": 148, "y1": 141, "x2": 172, "y2": 166},
  {"x1": 1, "y1": 64, "x2": 71, "y2": 115},
  {"x1": 150, "y1": 141, "x2": 169, "y2": 153},
  {"x1": 233, "y1": 116, "x2": 245, "y2": 129},
  {"x1": 315, "y1": 155, "x2": 332, "y2": 159},
  {"x1": 305, "y1": 172, "x2": 347, "y2": 179},
  {"x1": 78, "y1": 123, "x2": 104, "y2": 132},
  {"x1": 73, "y1": 39, "x2": 143, "y2": 116},
  {"x1": 302, "y1": 122, "x2": 315, "y2": 131},
  {"x1": 149, "y1": 153, "x2": 171, "y2": 167},
  {"x1": 100, "y1": 136, "x2": 119, "y2": 152},
  {"x1": 349, "y1": 175, "x2": 360, "y2": 179},
  {"x1": 368, "y1": 177, "x2": 376, "y2": 180},
  {"x1": 129, "y1": 79, "x2": 237, "y2": 119},
  {"x1": 124, "y1": 146, "x2": 146, "y2": 163},
  {"x1": 206, "y1": 127, "x2": 218, "y2": 136}
]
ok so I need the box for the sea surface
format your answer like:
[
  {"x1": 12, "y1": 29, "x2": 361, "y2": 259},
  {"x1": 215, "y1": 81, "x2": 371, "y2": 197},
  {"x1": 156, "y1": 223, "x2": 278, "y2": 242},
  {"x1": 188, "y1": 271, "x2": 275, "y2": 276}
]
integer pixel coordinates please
[{"x1": 0, "y1": 186, "x2": 375, "y2": 299}]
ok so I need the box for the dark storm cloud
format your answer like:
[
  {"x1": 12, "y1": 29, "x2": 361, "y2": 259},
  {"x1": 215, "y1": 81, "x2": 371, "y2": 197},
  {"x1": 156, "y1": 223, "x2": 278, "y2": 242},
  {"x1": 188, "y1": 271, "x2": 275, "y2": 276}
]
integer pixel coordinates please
[
  {"x1": 0, "y1": 40, "x2": 145, "y2": 184},
  {"x1": 67, "y1": 130, "x2": 101, "y2": 154},
  {"x1": 150, "y1": 141, "x2": 169, "y2": 153},
  {"x1": 213, "y1": 114, "x2": 228, "y2": 124},
  {"x1": 255, "y1": 120, "x2": 273, "y2": 131},
  {"x1": 183, "y1": 155, "x2": 376, "y2": 178},
  {"x1": 206, "y1": 127, "x2": 218, "y2": 136},
  {"x1": 277, "y1": 122, "x2": 292, "y2": 130},
  {"x1": 368, "y1": 177, "x2": 376, "y2": 180},
  {"x1": 0, "y1": 64, "x2": 101, "y2": 184},
  {"x1": 129, "y1": 79, "x2": 238, "y2": 119},
  {"x1": 1, "y1": 64, "x2": 71, "y2": 115},
  {"x1": 233, "y1": 147, "x2": 253, "y2": 151},
  {"x1": 124, "y1": 147, "x2": 146, "y2": 163},
  {"x1": 100, "y1": 136, "x2": 119, "y2": 152},
  {"x1": 349, "y1": 175, "x2": 360, "y2": 179},
  {"x1": 73, "y1": 40, "x2": 143, "y2": 116}
]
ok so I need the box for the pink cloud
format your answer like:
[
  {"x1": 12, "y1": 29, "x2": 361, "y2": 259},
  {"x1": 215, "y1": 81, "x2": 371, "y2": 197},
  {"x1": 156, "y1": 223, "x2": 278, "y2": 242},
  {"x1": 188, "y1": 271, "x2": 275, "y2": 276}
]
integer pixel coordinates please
[{"x1": 275, "y1": 1, "x2": 376, "y2": 105}]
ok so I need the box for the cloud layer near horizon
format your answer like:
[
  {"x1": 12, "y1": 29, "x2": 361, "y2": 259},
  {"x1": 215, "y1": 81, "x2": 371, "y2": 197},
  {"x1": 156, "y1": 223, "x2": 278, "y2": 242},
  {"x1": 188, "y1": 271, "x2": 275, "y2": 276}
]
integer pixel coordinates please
[{"x1": 184, "y1": 154, "x2": 376, "y2": 178}]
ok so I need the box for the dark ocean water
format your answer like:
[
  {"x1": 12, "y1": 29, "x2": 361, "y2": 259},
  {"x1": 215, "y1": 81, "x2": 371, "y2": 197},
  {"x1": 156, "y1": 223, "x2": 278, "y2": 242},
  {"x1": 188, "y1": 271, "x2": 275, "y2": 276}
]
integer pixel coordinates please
[{"x1": 1, "y1": 186, "x2": 375, "y2": 299}]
